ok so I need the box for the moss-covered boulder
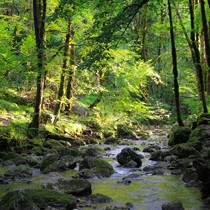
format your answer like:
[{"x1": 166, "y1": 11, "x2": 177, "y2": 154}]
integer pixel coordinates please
[
  {"x1": 104, "y1": 137, "x2": 122, "y2": 145},
  {"x1": 79, "y1": 157, "x2": 114, "y2": 178},
  {"x1": 168, "y1": 126, "x2": 191, "y2": 146},
  {"x1": 0, "y1": 190, "x2": 38, "y2": 210},
  {"x1": 88, "y1": 193, "x2": 113, "y2": 204},
  {"x1": 170, "y1": 144, "x2": 199, "y2": 158},
  {"x1": 4, "y1": 165, "x2": 32, "y2": 180},
  {"x1": 73, "y1": 168, "x2": 95, "y2": 179},
  {"x1": 2, "y1": 152, "x2": 28, "y2": 165},
  {"x1": 116, "y1": 124, "x2": 137, "y2": 139},
  {"x1": 81, "y1": 146, "x2": 103, "y2": 157},
  {"x1": 117, "y1": 148, "x2": 142, "y2": 167},
  {"x1": 162, "y1": 200, "x2": 185, "y2": 210},
  {"x1": 40, "y1": 153, "x2": 77, "y2": 173},
  {"x1": 43, "y1": 139, "x2": 65, "y2": 149},
  {"x1": 56, "y1": 179, "x2": 92, "y2": 196},
  {"x1": 0, "y1": 189, "x2": 77, "y2": 210},
  {"x1": 189, "y1": 125, "x2": 210, "y2": 142},
  {"x1": 40, "y1": 153, "x2": 59, "y2": 172},
  {"x1": 196, "y1": 113, "x2": 210, "y2": 126}
]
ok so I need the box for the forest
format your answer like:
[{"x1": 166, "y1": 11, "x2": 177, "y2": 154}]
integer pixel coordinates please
[{"x1": 0, "y1": 0, "x2": 210, "y2": 209}]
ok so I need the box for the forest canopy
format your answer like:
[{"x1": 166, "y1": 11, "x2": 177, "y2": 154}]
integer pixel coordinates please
[{"x1": 0, "y1": 0, "x2": 210, "y2": 141}]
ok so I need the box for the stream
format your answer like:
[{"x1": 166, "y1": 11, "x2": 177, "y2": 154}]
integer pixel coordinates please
[{"x1": 0, "y1": 126, "x2": 209, "y2": 210}]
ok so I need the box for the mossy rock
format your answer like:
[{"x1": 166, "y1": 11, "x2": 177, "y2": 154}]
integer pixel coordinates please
[
  {"x1": 40, "y1": 153, "x2": 59, "y2": 172},
  {"x1": 5, "y1": 165, "x2": 32, "y2": 179},
  {"x1": 73, "y1": 168, "x2": 95, "y2": 179},
  {"x1": 56, "y1": 179, "x2": 92, "y2": 196},
  {"x1": 189, "y1": 125, "x2": 210, "y2": 142},
  {"x1": 3, "y1": 152, "x2": 28, "y2": 165},
  {"x1": 88, "y1": 193, "x2": 113, "y2": 204},
  {"x1": 186, "y1": 140, "x2": 202, "y2": 151},
  {"x1": 30, "y1": 146, "x2": 45, "y2": 156},
  {"x1": 79, "y1": 157, "x2": 114, "y2": 178},
  {"x1": 58, "y1": 147, "x2": 81, "y2": 157},
  {"x1": 43, "y1": 139, "x2": 65, "y2": 149},
  {"x1": 170, "y1": 144, "x2": 199, "y2": 158},
  {"x1": 104, "y1": 137, "x2": 122, "y2": 145},
  {"x1": 0, "y1": 190, "x2": 38, "y2": 210},
  {"x1": 84, "y1": 138, "x2": 100, "y2": 144},
  {"x1": 81, "y1": 146, "x2": 103, "y2": 157},
  {"x1": 197, "y1": 113, "x2": 210, "y2": 125},
  {"x1": 40, "y1": 153, "x2": 77, "y2": 173},
  {"x1": 116, "y1": 124, "x2": 137, "y2": 139},
  {"x1": 116, "y1": 148, "x2": 142, "y2": 167},
  {"x1": 0, "y1": 188, "x2": 77, "y2": 210},
  {"x1": 162, "y1": 200, "x2": 185, "y2": 210},
  {"x1": 168, "y1": 126, "x2": 191, "y2": 146}
]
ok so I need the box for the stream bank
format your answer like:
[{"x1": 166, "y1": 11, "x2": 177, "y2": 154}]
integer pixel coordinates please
[{"x1": 0, "y1": 124, "x2": 209, "y2": 210}]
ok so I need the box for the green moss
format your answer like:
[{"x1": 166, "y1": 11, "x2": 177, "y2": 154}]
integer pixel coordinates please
[
  {"x1": 0, "y1": 189, "x2": 77, "y2": 210},
  {"x1": 170, "y1": 144, "x2": 199, "y2": 158},
  {"x1": 168, "y1": 126, "x2": 191, "y2": 146}
]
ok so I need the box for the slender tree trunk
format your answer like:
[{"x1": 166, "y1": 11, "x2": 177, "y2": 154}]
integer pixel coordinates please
[
  {"x1": 200, "y1": 0, "x2": 210, "y2": 95},
  {"x1": 168, "y1": 0, "x2": 184, "y2": 126},
  {"x1": 174, "y1": 2, "x2": 201, "y2": 99},
  {"x1": 28, "y1": 0, "x2": 46, "y2": 136},
  {"x1": 141, "y1": 8, "x2": 147, "y2": 62},
  {"x1": 65, "y1": 24, "x2": 76, "y2": 113},
  {"x1": 157, "y1": 2, "x2": 165, "y2": 100},
  {"x1": 54, "y1": 22, "x2": 72, "y2": 120},
  {"x1": 189, "y1": 0, "x2": 208, "y2": 113}
]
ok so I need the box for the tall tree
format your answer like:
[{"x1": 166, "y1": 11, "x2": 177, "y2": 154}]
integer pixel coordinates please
[
  {"x1": 200, "y1": 0, "x2": 210, "y2": 95},
  {"x1": 65, "y1": 23, "x2": 76, "y2": 113},
  {"x1": 28, "y1": 0, "x2": 47, "y2": 135},
  {"x1": 168, "y1": 0, "x2": 184, "y2": 126},
  {"x1": 189, "y1": 0, "x2": 208, "y2": 113},
  {"x1": 54, "y1": 22, "x2": 72, "y2": 120}
]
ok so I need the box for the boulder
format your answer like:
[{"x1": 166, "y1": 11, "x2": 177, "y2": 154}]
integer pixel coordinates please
[
  {"x1": 79, "y1": 157, "x2": 114, "y2": 178},
  {"x1": 189, "y1": 125, "x2": 210, "y2": 142},
  {"x1": 40, "y1": 153, "x2": 59, "y2": 172},
  {"x1": 0, "y1": 189, "x2": 77, "y2": 210},
  {"x1": 4, "y1": 165, "x2": 32, "y2": 180},
  {"x1": 104, "y1": 137, "x2": 122, "y2": 145},
  {"x1": 88, "y1": 193, "x2": 113, "y2": 204},
  {"x1": 168, "y1": 126, "x2": 191, "y2": 146},
  {"x1": 3, "y1": 152, "x2": 28, "y2": 165},
  {"x1": 116, "y1": 124, "x2": 137, "y2": 139},
  {"x1": 162, "y1": 200, "x2": 185, "y2": 210},
  {"x1": 56, "y1": 179, "x2": 92, "y2": 196},
  {"x1": 170, "y1": 144, "x2": 199, "y2": 158},
  {"x1": 182, "y1": 167, "x2": 199, "y2": 186},
  {"x1": 40, "y1": 152, "x2": 77, "y2": 173},
  {"x1": 117, "y1": 148, "x2": 142, "y2": 167},
  {"x1": 73, "y1": 169, "x2": 95, "y2": 179}
]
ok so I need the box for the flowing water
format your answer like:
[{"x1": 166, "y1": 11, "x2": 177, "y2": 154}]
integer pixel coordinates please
[{"x1": 0, "y1": 126, "x2": 209, "y2": 210}]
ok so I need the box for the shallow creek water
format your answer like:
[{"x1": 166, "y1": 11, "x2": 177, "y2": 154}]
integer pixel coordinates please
[{"x1": 0, "y1": 126, "x2": 209, "y2": 210}]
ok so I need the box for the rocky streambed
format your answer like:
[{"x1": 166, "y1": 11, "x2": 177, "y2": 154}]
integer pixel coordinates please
[{"x1": 0, "y1": 117, "x2": 210, "y2": 210}]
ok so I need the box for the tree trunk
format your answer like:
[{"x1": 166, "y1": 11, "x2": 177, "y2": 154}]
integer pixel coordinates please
[
  {"x1": 174, "y1": 2, "x2": 201, "y2": 99},
  {"x1": 189, "y1": 0, "x2": 208, "y2": 113},
  {"x1": 28, "y1": 0, "x2": 46, "y2": 136},
  {"x1": 168, "y1": 0, "x2": 184, "y2": 126},
  {"x1": 54, "y1": 22, "x2": 72, "y2": 120},
  {"x1": 200, "y1": 0, "x2": 210, "y2": 95},
  {"x1": 65, "y1": 24, "x2": 76, "y2": 113}
]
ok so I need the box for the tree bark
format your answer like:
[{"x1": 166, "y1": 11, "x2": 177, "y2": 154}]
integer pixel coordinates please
[
  {"x1": 54, "y1": 22, "x2": 72, "y2": 120},
  {"x1": 200, "y1": 0, "x2": 210, "y2": 95},
  {"x1": 65, "y1": 24, "x2": 76, "y2": 113},
  {"x1": 28, "y1": 0, "x2": 46, "y2": 136},
  {"x1": 168, "y1": 0, "x2": 184, "y2": 126},
  {"x1": 189, "y1": 0, "x2": 208, "y2": 113},
  {"x1": 174, "y1": 2, "x2": 201, "y2": 99}
]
